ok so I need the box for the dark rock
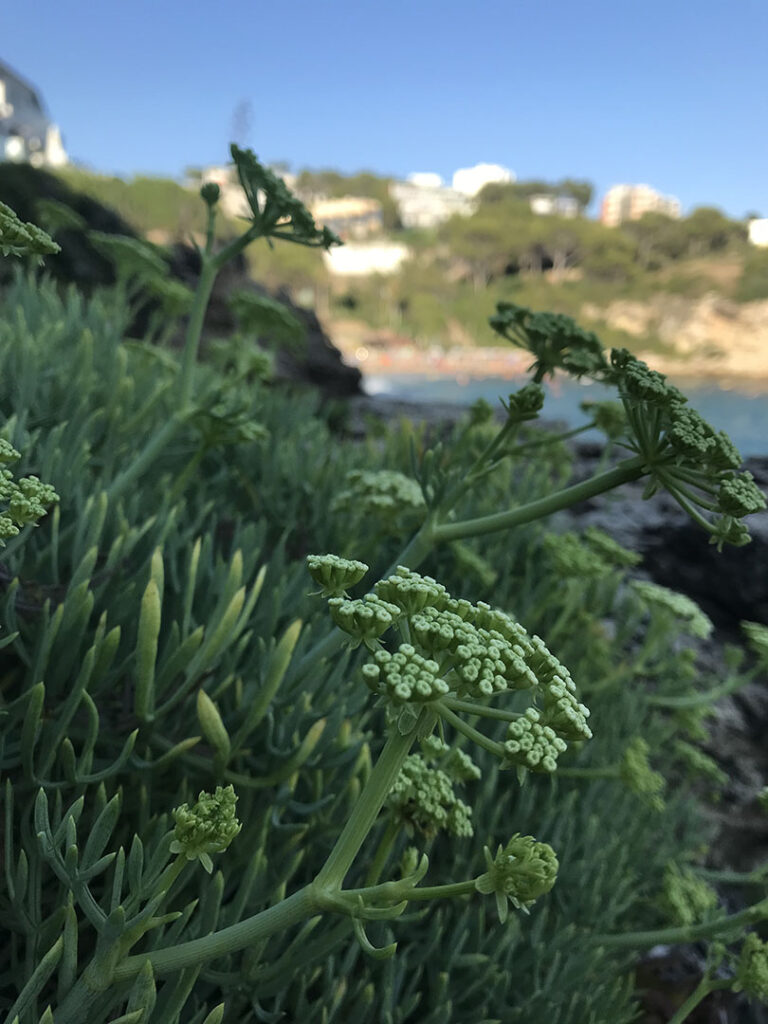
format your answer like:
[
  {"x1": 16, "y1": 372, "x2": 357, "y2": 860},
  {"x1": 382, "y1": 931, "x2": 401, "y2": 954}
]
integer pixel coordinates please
[
  {"x1": 165, "y1": 243, "x2": 362, "y2": 397},
  {"x1": 0, "y1": 161, "x2": 362, "y2": 398}
]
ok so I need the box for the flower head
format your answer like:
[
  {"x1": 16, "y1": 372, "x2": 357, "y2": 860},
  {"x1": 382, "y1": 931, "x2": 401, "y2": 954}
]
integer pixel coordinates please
[
  {"x1": 0, "y1": 201, "x2": 60, "y2": 261},
  {"x1": 170, "y1": 785, "x2": 242, "y2": 874},
  {"x1": 475, "y1": 834, "x2": 559, "y2": 922},
  {"x1": 307, "y1": 554, "x2": 369, "y2": 597},
  {"x1": 657, "y1": 862, "x2": 718, "y2": 927},
  {"x1": 619, "y1": 738, "x2": 666, "y2": 810},
  {"x1": 489, "y1": 303, "x2": 609, "y2": 381},
  {"x1": 230, "y1": 145, "x2": 341, "y2": 249},
  {"x1": 734, "y1": 933, "x2": 768, "y2": 1004}
]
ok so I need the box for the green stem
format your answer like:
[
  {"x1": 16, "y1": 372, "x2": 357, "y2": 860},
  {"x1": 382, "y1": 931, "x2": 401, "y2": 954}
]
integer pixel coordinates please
[
  {"x1": 442, "y1": 695, "x2": 523, "y2": 723},
  {"x1": 594, "y1": 897, "x2": 768, "y2": 949},
  {"x1": 107, "y1": 413, "x2": 185, "y2": 504},
  {"x1": 315, "y1": 724, "x2": 421, "y2": 890},
  {"x1": 178, "y1": 259, "x2": 217, "y2": 408},
  {"x1": 433, "y1": 455, "x2": 648, "y2": 544},
  {"x1": 113, "y1": 884, "x2": 317, "y2": 982},
  {"x1": 666, "y1": 975, "x2": 730, "y2": 1024},
  {"x1": 695, "y1": 864, "x2": 768, "y2": 885},
  {"x1": 434, "y1": 702, "x2": 506, "y2": 759},
  {"x1": 508, "y1": 422, "x2": 594, "y2": 454},
  {"x1": 365, "y1": 818, "x2": 401, "y2": 886},
  {"x1": 648, "y1": 675, "x2": 746, "y2": 708},
  {"x1": 556, "y1": 766, "x2": 619, "y2": 779}
]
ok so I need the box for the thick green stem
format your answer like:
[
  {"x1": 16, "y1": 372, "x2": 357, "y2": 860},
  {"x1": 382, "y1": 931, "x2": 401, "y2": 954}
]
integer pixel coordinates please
[
  {"x1": 315, "y1": 725, "x2": 420, "y2": 890},
  {"x1": 179, "y1": 259, "x2": 217, "y2": 408},
  {"x1": 666, "y1": 975, "x2": 730, "y2": 1024},
  {"x1": 433, "y1": 454, "x2": 648, "y2": 544},
  {"x1": 113, "y1": 884, "x2": 318, "y2": 981},
  {"x1": 442, "y1": 695, "x2": 523, "y2": 723},
  {"x1": 593, "y1": 897, "x2": 768, "y2": 949}
]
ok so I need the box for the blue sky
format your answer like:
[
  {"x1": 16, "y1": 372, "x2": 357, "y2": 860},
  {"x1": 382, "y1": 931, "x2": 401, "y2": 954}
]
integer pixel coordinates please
[{"x1": 4, "y1": 0, "x2": 767, "y2": 217}]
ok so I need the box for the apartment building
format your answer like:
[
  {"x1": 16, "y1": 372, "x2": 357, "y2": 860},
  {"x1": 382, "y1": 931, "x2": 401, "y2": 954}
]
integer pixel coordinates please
[
  {"x1": 309, "y1": 196, "x2": 383, "y2": 240},
  {"x1": 0, "y1": 59, "x2": 67, "y2": 167},
  {"x1": 600, "y1": 184, "x2": 681, "y2": 226}
]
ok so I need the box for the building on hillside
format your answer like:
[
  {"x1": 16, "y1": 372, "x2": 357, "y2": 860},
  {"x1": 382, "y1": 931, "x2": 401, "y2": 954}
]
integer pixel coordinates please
[
  {"x1": 191, "y1": 163, "x2": 299, "y2": 221},
  {"x1": 452, "y1": 162, "x2": 515, "y2": 196},
  {"x1": 390, "y1": 177, "x2": 475, "y2": 229},
  {"x1": 529, "y1": 193, "x2": 580, "y2": 218},
  {"x1": 600, "y1": 184, "x2": 681, "y2": 226},
  {"x1": 323, "y1": 241, "x2": 410, "y2": 276},
  {"x1": 0, "y1": 59, "x2": 67, "y2": 167},
  {"x1": 310, "y1": 196, "x2": 383, "y2": 239},
  {"x1": 747, "y1": 218, "x2": 768, "y2": 248}
]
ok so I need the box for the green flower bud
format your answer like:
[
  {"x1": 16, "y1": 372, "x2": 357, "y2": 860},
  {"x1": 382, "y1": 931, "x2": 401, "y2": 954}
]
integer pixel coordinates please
[
  {"x1": 170, "y1": 785, "x2": 242, "y2": 873},
  {"x1": 307, "y1": 553, "x2": 369, "y2": 597},
  {"x1": 657, "y1": 862, "x2": 718, "y2": 927},
  {"x1": 0, "y1": 439, "x2": 20, "y2": 464},
  {"x1": 328, "y1": 594, "x2": 400, "y2": 649},
  {"x1": 475, "y1": 834, "x2": 559, "y2": 922},
  {"x1": 734, "y1": 933, "x2": 768, "y2": 1003},
  {"x1": 387, "y1": 754, "x2": 473, "y2": 838},
  {"x1": 631, "y1": 580, "x2": 713, "y2": 639},
  {"x1": 0, "y1": 200, "x2": 60, "y2": 260},
  {"x1": 619, "y1": 738, "x2": 666, "y2": 810},
  {"x1": 200, "y1": 182, "x2": 221, "y2": 207}
]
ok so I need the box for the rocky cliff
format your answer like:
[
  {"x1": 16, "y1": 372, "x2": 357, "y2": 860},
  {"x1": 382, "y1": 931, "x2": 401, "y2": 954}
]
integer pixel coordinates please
[{"x1": 582, "y1": 292, "x2": 768, "y2": 380}]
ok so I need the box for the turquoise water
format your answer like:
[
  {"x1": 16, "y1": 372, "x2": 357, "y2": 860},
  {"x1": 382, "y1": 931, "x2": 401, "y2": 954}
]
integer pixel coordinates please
[{"x1": 364, "y1": 373, "x2": 768, "y2": 457}]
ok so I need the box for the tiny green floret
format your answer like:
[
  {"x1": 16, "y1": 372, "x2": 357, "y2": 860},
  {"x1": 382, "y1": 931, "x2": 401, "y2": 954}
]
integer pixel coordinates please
[
  {"x1": 734, "y1": 933, "x2": 768, "y2": 1004},
  {"x1": 328, "y1": 594, "x2": 401, "y2": 650},
  {"x1": 489, "y1": 302, "x2": 610, "y2": 381},
  {"x1": 658, "y1": 862, "x2": 718, "y2": 927},
  {"x1": 619, "y1": 738, "x2": 666, "y2": 811},
  {"x1": 0, "y1": 200, "x2": 60, "y2": 260},
  {"x1": 475, "y1": 834, "x2": 559, "y2": 922},
  {"x1": 307, "y1": 554, "x2": 369, "y2": 597},
  {"x1": 631, "y1": 580, "x2": 713, "y2": 640},
  {"x1": 230, "y1": 144, "x2": 341, "y2": 250},
  {"x1": 170, "y1": 784, "x2": 242, "y2": 874},
  {"x1": 387, "y1": 754, "x2": 474, "y2": 838}
]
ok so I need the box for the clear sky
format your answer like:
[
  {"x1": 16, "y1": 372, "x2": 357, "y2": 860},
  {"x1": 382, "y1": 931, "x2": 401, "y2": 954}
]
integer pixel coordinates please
[{"x1": 3, "y1": 0, "x2": 766, "y2": 218}]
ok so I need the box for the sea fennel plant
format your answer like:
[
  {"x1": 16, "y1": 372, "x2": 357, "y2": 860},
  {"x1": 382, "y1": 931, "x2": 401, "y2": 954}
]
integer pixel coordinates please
[{"x1": 0, "y1": 164, "x2": 766, "y2": 1023}]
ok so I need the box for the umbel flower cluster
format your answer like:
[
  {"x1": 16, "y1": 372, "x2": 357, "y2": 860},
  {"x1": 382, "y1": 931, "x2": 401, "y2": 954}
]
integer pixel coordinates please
[
  {"x1": 0, "y1": 438, "x2": 59, "y2": 542},
  {"x1": 608, "y1": 348, "x2": 766, "y2": 549},
  {"x1": 0, "y1": 200, "x2": 60, "y2": 261},
  {"x1": 488, "y1": 302, "x2": 766, "y2": 551},
  {"x1": 307, "y1": 556, "x2": 592, "y2": 776}
]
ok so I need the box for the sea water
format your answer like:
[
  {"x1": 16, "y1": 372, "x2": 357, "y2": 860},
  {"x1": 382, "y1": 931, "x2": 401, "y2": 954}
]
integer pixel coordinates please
[{"x1": 364, "y1": 373, "x2": 768, "y2": 457}]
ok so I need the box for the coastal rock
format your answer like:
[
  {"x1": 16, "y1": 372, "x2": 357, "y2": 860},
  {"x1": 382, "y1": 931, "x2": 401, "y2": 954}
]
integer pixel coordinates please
[
  {"x1": 165, "y1": 244, "x2": 362, "y2": 396},
  {"x1": 581, "y1": 292, "x2": 768, "y2": 378},
  {"x1": 0, "y1": 161, "x2": 362, "y2": 398}
]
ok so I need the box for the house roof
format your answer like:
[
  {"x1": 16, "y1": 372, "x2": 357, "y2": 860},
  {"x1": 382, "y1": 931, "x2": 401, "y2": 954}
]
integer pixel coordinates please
[{"x1": 0, "y1": 58, "x2": 46, "y2": 110}]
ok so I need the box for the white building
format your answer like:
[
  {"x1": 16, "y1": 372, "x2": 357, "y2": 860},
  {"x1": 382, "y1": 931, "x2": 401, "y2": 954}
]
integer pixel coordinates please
[
  {"x1": 323, "y1": 241, "x2": 410, "y2": 276},
  {"x1": 748, "y1": 218, "x2": 768, "y2": 248},
  {"x1": 0, "y1": 59, "x2": 67, "y2": 167},
  {"x1": 601, "y1": 184, "x2": 681, "y2": 226},
  {"x1": 390, "y1": 179, "x2": 475, "y2": 229},
  {"x1": 452, "y1": 162, "x2": 515, "y2": 196},
  {"x1": 529, "y1": 194, "x2": 580, "y2": 218}
]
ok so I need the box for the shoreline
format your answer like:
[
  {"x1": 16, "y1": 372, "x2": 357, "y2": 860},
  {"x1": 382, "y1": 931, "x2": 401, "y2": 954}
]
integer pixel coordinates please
[{"x1": 333, "y1": 339, "x2": 768, "y2": 393}]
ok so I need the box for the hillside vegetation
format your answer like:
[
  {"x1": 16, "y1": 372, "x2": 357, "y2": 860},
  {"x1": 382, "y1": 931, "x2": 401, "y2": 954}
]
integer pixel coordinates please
[{"x1": 49, "y1": 164, "x2": 768, "y2": 350}]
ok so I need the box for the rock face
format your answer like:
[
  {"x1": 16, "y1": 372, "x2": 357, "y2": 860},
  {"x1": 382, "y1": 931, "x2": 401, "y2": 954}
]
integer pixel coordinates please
[
  {"x1": 166, "y1": 243, "x2": 362, "y2": 397},
  {"x1": 581, "y1": 292, "x2": 768, "y2": 379},
  {"x1": 0, "y1": 162, "x2": 362, "y2": 398},
  {"x1": 567, "y1": 444, "x2": 768, "y2": 636}
]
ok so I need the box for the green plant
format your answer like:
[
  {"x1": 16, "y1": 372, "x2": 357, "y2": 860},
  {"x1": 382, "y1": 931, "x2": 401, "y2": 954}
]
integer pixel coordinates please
[{"x1": 0, "y1": 160, "x2": 766, "y2": 1024}]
